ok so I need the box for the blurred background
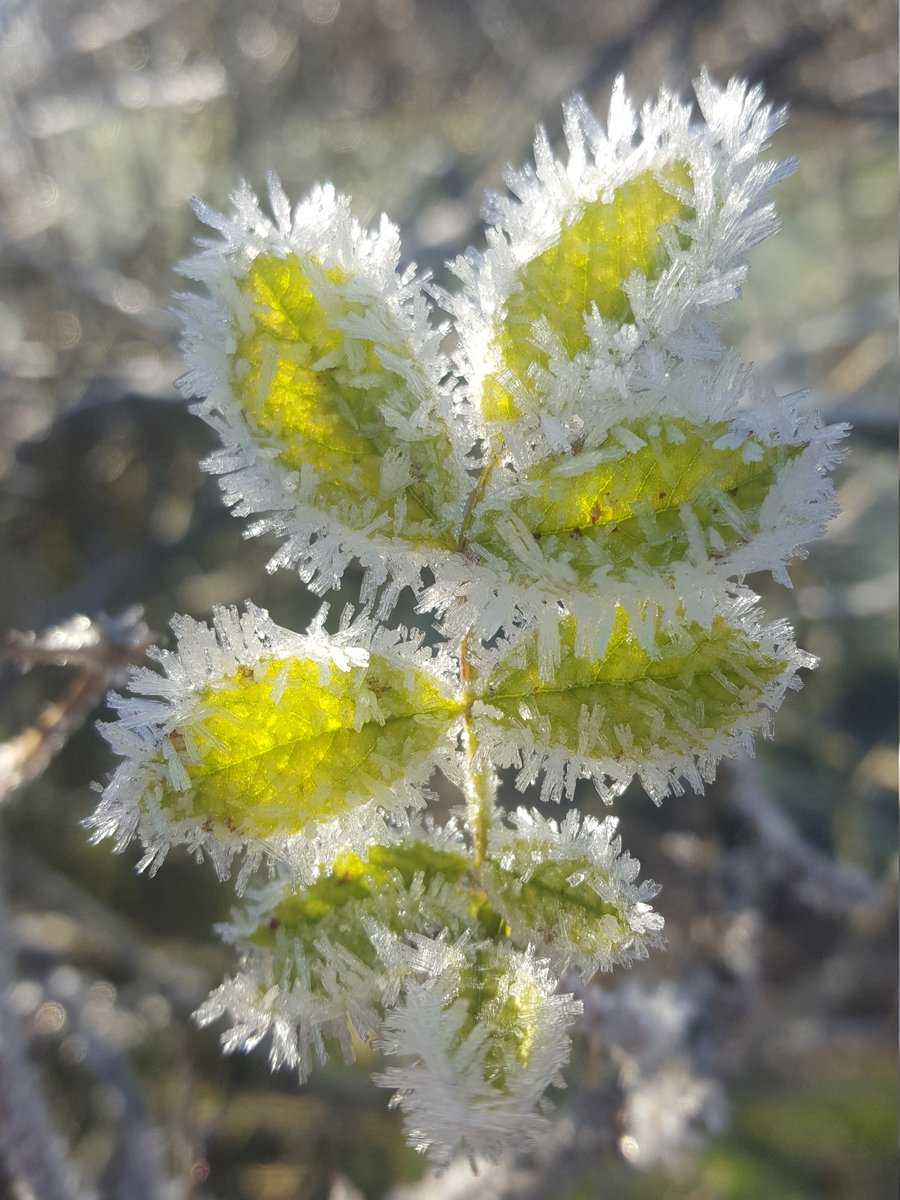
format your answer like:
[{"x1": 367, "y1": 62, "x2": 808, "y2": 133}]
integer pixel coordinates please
[{"x1": 0, "y1": 1, "x2": 896, "y2": 1197}]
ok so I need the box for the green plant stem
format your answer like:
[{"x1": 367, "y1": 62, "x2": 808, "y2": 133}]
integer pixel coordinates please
[
  {"x1": 455, "y1": 450, "x2": 499, "y2": 552},
  {"x1": 455, "y1": 449, "x2": 502, "y2": 867},
  {"x1": 459, "y1": 633, "x2": 494, "y2": 869}
]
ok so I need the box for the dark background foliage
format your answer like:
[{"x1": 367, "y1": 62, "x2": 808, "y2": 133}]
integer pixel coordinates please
[{"x1": 0, "y1": 1, "x2": 896, "y2": 1197}]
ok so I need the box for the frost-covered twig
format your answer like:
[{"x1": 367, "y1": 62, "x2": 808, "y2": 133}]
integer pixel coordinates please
[
  {"x1": 85, "y1": 71, "x2": 846, "y2": 1169},
  {"x1": 0, "y1": 608, "x2": 151, "y2": 801}
]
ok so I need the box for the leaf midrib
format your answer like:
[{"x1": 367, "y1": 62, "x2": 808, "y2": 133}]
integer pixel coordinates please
[{"x1": 496, "y1": 864, "x2": 622, "y2": 923}]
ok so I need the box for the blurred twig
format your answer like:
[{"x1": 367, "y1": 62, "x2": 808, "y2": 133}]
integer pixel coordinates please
[
  {"x1": 40, "y1": 964, "x2": 174, "y2": 1200},
  {"x1": 8, "y1": 846, "x2": 211, "y2": 1014},
  {"x1": 0, "y1": 608, "x2": 152, "y2": 801},
  {"x1": 727, "y1": 757, "x2": 882, "y2": 913}
]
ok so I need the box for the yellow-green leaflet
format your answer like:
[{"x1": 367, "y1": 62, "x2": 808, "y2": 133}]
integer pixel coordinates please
[
  {"x1": 472, "y1": 416, "x2": 805, "y2": 587},
  {"x1": 482, "y1": 166, "x2": 692, "y2": 422},
  {"x1": 486, "y1": 857, "x2": 623, "y2": 962},
  {"x1": 448, "y1": 945, "x2": 549, "y2": 1085},
  {"x1": 160, "y1": 653, "x2": 461, "y2": 840},
  {"x1": 481, "y1": 811, "x2": 663, "y2": 977},
  {"x1": 480, "y1": 610, "x2": 788, "y2": 766},
  {"x1": 232, "y1": 254, "x2": 459, "y2": 545},
  {"x1": 248, "y1": 842, "x2": 470, "y2": 961}
]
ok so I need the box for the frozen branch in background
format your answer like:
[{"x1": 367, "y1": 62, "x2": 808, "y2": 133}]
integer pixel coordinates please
[
  {"x1": 727, "y1": 756, "x2": 881, "y2": 914},
  {"x1": 0, "y1": 608, "x2": 152, "y2": 802},
  {"x1": 586, "y1": 979, "x2": 728, "y2": 1170}
]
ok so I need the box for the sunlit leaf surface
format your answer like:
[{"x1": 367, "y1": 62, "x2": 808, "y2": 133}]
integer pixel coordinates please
[{"x1": 483, "y1": 167, "x2": 692, "y2": 421}]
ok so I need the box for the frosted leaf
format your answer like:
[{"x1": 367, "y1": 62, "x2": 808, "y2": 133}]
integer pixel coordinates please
[
  {"x1": 447, "y1": 71, "x2": 796, "y2": 441},
  {"x1": 472, "y1": 605, "x2": 815, "y2": 803},
  {"x1": 422, "y1": 351, "x2": 846, "y2": 656},
  {"x1": 176, "y1": 178, "x2": 470, "y2": 604},
  {"x1": 196, "y1": 826, "x2": 472, "y2": 1081},
  {"x1": 89, "y1": 603, "x2": 462, "y2": 884},
  {"x1": 483, "y1": 808, "x2": 664, "y2": 978},
  {"x1": 375, "y1": 943, "x2": 581, "y2": 1168}
]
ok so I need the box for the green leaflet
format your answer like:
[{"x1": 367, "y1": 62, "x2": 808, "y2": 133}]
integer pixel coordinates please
[
  {"x1": 159, "y1": 654, "x2": 461, "y2": 840},
  {"x1": 246, "y1": 841, "x2": 471, "y2": 972},
  {"x1": 485, "y1": 853, "x2": 624, "y2": 963},
  {"x1": 480, "y1": 610, "x2": 787, "y2": 764},
  {"x1": 450, "y1": 945, "x2": 548, "y2": 1087},
  {"x1": 197, "y1": 838, "x2": 476, "y2": 1081},
  {"x1": 481, "y1": 814, "x2": 661, "y2": 977},
  {"x1": 472, "y1": 416, "x2": 805, "y2": 586},
  {"x1": 232, "y1": 254, "x2": 459, "y2": 544},
  {"x1": 483, "y1": 166, "x2": 692, "y2": 422}
]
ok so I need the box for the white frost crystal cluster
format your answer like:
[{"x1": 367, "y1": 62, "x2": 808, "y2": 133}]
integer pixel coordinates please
[
  {"x1": 92, "y1": 72, "x2": 844, "y2": 1168},
  {"x1": 376, "y1": 945, "x2": 582, "y2": 1167}
]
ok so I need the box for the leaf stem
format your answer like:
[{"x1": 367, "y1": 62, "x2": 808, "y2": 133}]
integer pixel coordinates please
[
  {"x1": 455, "y1": 450, "x2": 500, "y2": 552},
  {"x1": 459, "y1": 633, "x2": 494, "y2": 868}
]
